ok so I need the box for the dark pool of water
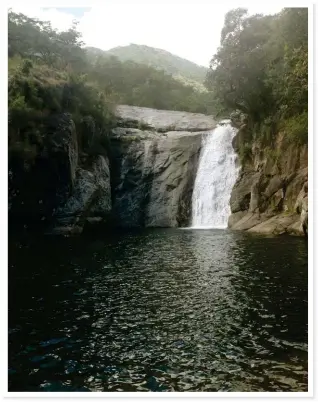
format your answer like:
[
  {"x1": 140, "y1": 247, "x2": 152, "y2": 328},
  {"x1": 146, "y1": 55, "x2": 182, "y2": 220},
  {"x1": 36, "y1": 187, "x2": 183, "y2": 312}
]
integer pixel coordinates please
[{"x1": 8, "y1": 228, "x2": 308, "y2": 392}]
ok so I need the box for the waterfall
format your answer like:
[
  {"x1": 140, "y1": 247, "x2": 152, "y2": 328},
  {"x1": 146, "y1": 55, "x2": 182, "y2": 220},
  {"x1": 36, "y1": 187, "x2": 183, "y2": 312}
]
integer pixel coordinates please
[{"x1": 191, "y1": 121, "x2": 240, "y2": 229}]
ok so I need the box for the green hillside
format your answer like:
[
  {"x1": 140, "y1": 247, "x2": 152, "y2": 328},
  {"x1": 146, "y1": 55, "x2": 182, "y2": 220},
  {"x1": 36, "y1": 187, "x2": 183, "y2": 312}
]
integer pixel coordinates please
[{"x1": 87, "y1": 44, "x2": 208, "y2": 84}]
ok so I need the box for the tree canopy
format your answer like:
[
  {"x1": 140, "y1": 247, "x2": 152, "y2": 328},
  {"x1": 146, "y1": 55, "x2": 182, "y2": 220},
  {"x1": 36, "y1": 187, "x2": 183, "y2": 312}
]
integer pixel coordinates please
[{"x1": 205, "y1": 7, "x2": 308, "y2": 145}]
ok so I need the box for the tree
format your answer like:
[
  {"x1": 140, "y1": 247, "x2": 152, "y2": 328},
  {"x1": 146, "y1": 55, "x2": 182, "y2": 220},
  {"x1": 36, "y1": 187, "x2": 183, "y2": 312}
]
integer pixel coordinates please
[{"x1": 205, "y1": 7, "x2": 308, "y2": 144}]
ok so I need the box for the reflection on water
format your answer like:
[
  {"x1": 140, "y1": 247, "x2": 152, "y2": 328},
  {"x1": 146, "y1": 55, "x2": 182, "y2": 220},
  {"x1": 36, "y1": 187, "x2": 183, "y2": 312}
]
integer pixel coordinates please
[{"x1": 8, "y1": 229, "x2": 308, "y2": 392}]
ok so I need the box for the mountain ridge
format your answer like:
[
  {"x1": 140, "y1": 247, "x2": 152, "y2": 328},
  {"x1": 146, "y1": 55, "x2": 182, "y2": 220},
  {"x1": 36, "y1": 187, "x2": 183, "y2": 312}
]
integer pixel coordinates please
[{"x1": 86, "y1": 43, "x2": 208, "y2": 86}]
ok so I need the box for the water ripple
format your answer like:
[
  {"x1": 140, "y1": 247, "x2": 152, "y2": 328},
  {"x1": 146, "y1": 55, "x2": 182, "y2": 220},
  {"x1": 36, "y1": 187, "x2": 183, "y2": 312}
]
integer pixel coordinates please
[{"x1": 8, "y1": 229, "x2": 308, "y2": 392}]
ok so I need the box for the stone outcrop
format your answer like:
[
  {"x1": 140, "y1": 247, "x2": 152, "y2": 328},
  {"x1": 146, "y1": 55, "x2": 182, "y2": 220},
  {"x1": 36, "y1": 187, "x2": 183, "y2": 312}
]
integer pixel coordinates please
[{"x1": 228, "y1": 123, "x2": 308, "y2": 236}]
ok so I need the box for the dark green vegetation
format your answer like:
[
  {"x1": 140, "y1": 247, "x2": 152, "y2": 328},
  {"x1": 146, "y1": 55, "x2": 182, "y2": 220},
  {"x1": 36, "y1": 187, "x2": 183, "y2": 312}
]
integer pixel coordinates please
[
  {"x1": 206, "y1": 7, "x2": 308, "y2": 161},
  {"x1": 8, "y1": 11, "x2": 113, "y2": 163},
  {"x1": 87, "y1": 53, "x2": 214, "y2": 112}
]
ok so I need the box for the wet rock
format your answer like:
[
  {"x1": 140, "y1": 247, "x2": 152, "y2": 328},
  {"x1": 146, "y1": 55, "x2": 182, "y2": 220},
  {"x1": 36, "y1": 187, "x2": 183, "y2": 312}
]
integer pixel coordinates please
[
  {"x1": 45, "y1": 113, "x2": 78, "y2": 191},
  {"x1": 264, "y1": 176, "x2": 284, "y2": 199}
]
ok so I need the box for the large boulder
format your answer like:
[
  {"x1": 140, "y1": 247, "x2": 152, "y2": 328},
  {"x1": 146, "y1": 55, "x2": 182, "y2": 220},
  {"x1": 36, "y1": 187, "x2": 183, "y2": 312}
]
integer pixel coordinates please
[
  {"x1": 294, "y1": 181, "x2": 308, "y2": 236},
  {"x1": 228, "y1": 211, "x2": 246, "y2": 228},
  {"x1": 230, "y1": 211, "x2": 274, "y2": 231}
]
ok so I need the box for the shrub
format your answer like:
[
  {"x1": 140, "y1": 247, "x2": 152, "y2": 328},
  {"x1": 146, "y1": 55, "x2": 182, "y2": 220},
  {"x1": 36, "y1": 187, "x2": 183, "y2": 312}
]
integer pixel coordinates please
[
  {"x1": 21, "y1": 59, "x2": 33, "y2": 74},
  {"x1": 8, "y1": 62, "x2": 115, "y2": 163},
  {"x1": 280, "y1": 112, "x2": 308, "y2": 145}
]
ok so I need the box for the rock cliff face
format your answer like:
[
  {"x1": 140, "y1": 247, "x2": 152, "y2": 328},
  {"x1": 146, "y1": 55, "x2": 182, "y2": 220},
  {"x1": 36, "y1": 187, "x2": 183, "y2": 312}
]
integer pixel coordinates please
[
  {"x1": 9, "y1": 105, "x2": 307, "y2": 236},
  {"x1": 9, "y1": 106, "x2": 216, "y2": 233},
  {"x1": 111, "y1": 106, "x2": 216, "y2": 227},
  {"x1": 228, "y1": 125, "x2": 308, "y2": 236}
]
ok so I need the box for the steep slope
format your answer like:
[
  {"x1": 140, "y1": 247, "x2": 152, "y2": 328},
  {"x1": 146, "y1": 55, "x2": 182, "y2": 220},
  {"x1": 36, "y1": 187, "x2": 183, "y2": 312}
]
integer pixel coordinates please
[{"x1": 87, "y1": 44, "x2": 207, "y2": 84}]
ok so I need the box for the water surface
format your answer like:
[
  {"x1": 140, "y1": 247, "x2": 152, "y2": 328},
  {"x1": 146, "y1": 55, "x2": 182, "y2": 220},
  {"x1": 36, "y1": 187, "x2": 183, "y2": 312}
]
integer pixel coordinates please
[{"x1": 8, "y1": 229, "x2": 308, "y2": 392}]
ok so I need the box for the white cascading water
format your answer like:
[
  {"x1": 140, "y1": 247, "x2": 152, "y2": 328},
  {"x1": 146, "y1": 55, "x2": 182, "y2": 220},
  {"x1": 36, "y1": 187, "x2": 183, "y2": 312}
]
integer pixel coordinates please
[{"x1": 191, "y1": 121, "x2": 240, "y2": 229}]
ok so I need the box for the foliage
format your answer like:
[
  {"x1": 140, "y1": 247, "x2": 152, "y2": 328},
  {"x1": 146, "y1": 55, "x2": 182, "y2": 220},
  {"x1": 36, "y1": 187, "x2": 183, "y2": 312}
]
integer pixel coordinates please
[
  {"x1": 279, "y1": 111, "x2": 308, "y2": 145},
  {"x1": 8, "y1": 11, "x2": 115, "y2": 161},
  {"x1": 8, "y1": 10, "x2": 88, "y2": 71},
  {"x1": 8, "y1": 7, "x2": 218, "y2": 148},
  {"x1": 206, "y1": 7, "x2": 308, "y2": 153},
  {"x1": 87, "y1": 54, "x2": 215, "y2": 114},
  {"x1": 8, "y1": 9, "x2": 220, "y2": 168}
]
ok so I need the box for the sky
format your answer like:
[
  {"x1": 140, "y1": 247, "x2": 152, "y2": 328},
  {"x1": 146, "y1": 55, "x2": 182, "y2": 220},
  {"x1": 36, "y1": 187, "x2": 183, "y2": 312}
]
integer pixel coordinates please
[{"x1": 11, "y1": 2, "x2": 288, "y2": 67}]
